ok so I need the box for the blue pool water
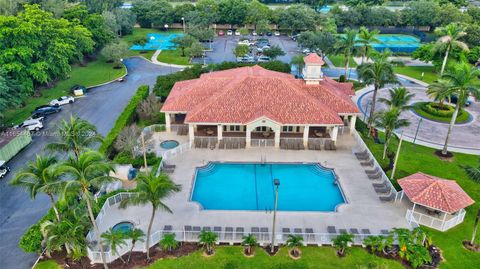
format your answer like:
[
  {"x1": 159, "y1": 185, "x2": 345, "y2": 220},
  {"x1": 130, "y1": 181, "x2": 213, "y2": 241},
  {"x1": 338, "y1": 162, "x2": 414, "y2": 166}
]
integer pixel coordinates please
[
  {"x1": 160, "y1": 140, "x2": 179, "y2": 150},
  {"x1": 130, "y1": 33, "x2": 184, "y2": 51},
  {"x1": 191, "y1": 163, "x2": 345, "y2": 212},
  {"x1": 112, "y1": 221, "x2": 134, "y2": 234}
]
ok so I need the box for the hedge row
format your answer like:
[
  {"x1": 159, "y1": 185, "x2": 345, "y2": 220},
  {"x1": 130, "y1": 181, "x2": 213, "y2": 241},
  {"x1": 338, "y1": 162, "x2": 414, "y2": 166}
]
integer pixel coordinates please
[
  {"x1": 154, "y1": 61, "x2": 291, "y2": 99},
  {"x1": 420, "y1": 102, "x2": 456, "y2": 118},
  {"x1": 99, "y1": 85, "x2": 150, "y2": 156},
  {"x1": 113, "y1": 151, "x2": 161, "y2": 168}
]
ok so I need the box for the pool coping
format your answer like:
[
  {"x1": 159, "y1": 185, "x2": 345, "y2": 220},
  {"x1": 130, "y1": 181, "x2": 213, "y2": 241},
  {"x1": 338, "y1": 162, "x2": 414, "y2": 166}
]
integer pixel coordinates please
[{"x1": 188, "y1": 161, "x2": 348, "y2": 213}]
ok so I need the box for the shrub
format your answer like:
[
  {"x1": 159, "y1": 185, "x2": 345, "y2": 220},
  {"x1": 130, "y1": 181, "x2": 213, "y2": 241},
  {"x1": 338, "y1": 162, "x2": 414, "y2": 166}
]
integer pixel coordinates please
[
  {"x1": 420, "y1": 102, "x2": 456, "y2": 117},
  {"x1": 100, "y1": 85, "x2": 149, "y2": 156},
  {"x1": 113, "y1": 151, "x2": 160, "y2": 168},
  {"x1": 338, "y1": 75, "x2": 346, "y2": 82},
  {"x1": 258, "y1": 60, "x2": 291, "y2": 73},
  {"x1": 154, "y1": 65, "x2": 204, "y2": 99},
  {"x1": 19, "y1": 223, "x2": 43, "y2": 253}
]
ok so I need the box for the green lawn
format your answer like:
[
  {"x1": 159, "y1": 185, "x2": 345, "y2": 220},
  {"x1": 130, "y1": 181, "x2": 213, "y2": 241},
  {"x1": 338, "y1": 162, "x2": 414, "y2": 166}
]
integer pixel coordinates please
[
  {"x1": 412, "y1": 102, "x2": 471, "y2": 124},
  {"x1": 2, "y1": 57, "x2": 126, "y2": 126},
  {"x1": 327, "y1": 54, "x2": 357, "y2": 68},
  {"x1": 34, "y1": 260, "x2": 60, "y2": 269},
  {"x1": 156, "y1": 49, "x2": 191, "y2": 65},
  {"x1": 359, "y1": 126, "x2": 480, "y2": 269},
  {"x1": 393, "y1": 66, "x2": 437, "y2": 84},
  {"x1": 146, "y1": 246, "x2": 403, "y2": 269}
]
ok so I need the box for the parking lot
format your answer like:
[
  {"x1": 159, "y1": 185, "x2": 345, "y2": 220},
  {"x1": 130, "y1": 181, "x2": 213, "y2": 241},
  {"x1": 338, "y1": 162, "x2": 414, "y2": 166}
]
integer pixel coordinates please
[{"x1": 195, "y1": 35, "x2": 301, "y2": 64}]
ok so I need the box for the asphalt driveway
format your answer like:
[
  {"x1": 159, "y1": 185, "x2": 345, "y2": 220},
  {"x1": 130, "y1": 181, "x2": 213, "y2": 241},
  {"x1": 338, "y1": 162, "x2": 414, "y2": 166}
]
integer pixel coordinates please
[{"x1": 0, "y1": 57, "x2": 182, "y2": 269}]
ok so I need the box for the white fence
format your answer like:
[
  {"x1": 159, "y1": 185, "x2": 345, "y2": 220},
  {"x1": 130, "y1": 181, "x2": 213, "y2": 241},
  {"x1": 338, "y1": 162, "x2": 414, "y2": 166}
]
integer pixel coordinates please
[
  {"x1": 88, "y1": 224, "x2": 387, "y2": 263},
  {"x1": 352, "y1": 130, "x2": 399, "y2": 199},
  {"x1": 156, "y1": 142, "x2": 191, "y2": 176},
  {"x1": 406, "y1": 209, "x2": 465, "y2": 232}
]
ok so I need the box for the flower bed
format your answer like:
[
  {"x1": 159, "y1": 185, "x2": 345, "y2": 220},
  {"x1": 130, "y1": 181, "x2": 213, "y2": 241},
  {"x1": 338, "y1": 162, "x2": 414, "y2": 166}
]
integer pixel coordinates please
[{"x1": 412, "y1": 102, "x2": 471, "y2": 124}]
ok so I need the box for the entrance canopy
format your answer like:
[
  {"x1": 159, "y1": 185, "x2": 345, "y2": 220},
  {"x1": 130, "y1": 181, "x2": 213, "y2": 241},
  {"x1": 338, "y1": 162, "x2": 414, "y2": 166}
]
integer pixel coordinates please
[{"x1": 398, "y1": 172, "x2": 474, "y2": 214}]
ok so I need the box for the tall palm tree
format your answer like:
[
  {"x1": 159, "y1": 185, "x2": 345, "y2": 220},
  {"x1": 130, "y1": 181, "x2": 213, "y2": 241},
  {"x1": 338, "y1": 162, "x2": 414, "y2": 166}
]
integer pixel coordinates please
[
  {"x1": 286, "y1": 234, "x2": 303, "y2": 257},
  {"x1": 379, "y1": 87, "x2": 415, "y2": 111},
  {"x1": 126, "y1": 228, "x2": 145, "y2": 263},
  {"x1": 10, "y1": 155, "x2": 62, "y2": 221},
  {"x1": 199, "y1": 230, "x2": 218, "y2": 255},
  {"x1": 58, "y1": 151, "x2": 116, "y2": 269},
  {"x1": 435, "y1": 23, "x2": 469, "y2": 75},
  {"x1": 462, "y1": 160, "x2": 480, "y2": 183},
  {"x1": 46, "y1": 115, "x2": 103, "y2": 159},
  {"x1": 427, "y1": 80, "x2": 452, "y2": 109},
  {"x1": 101, "y1": 229, "x2": 128, "y2": 264},
  {"x1": 119, "y1": 171, "x2": 181, "y2": 261},
  {"x1": 438, "y1": 63, "x2": 480, "y2": 155},
  {"x1": 241, "y1": 234, "x2": 258, "y2": 256},
  {"x1": 291, "y1": 54, "x2": 305, "y2": 78},
  {"x1": 357, "y1": 58, "x2": 398, "y2": 130},
  {"x1": 357, "y1": 26, "x2": 379, "y2": 63},
  {"x1": 374, "y1": 108, "x2": 410, "y2": 159},
  {"x1": 336, "y1": 28, "x2": 358, "y2": 80}
]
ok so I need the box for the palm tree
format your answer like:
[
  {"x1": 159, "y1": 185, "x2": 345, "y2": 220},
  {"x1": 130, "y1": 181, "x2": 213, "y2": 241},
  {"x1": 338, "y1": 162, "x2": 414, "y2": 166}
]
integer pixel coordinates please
[
  {"x1": 159, "y1": 233, "x2": 179, "y2": 252},
  {"x1": 471, "y1": 209, "x2": 480, "y2": 246},
  {"x1": 427, "y1": 80, "x2": 452, "y2": 109},
  {"x1": 357, "y1": 58, "x2": 398, "y2": 130},
  {"x1": 199, "y1": 230, "x2": 218, "y2": 255},
  {"x1": 119, "y1": 171, "x2": 181, "y2": 261},
  {"x1": 58, "y1": 151, "x2": 116, "y2": 269},
  {"x1": 332, "y1": 232, "x2": 354, "y2": 256},
  {"x1": 46, "y1": 115, "x2": 103, "y2": 159},
  {"x1": 374, "y1": 107, "x2": 410, "y2": 159},
  {"x1": 336, "y1": 28, "x2": 358, "y2": 80},
  {"x1": 462, "y1": 160, "x2": 480, "y2": 183},
  {"x1": 126, "y1": 228, "x2": 145, "y2": 263},
  {"x1": 10, "y1": 155, "x2": 62, "y2": 221},
  {"x1": 101, "y1": 228, "x2": 128, "y2": 264},
  {"x1": 379, "y1": 87, "x2": 415, "y2": 111},
  {"x1": 363, "y1": 235, "x2": 393, "y2": 255},
  {"x1": 286, "y1": 234, "x2": 303, "y2": 257},
  {"x1": 435, "y1": 23, "x2": 469, "y2": 75},
  {"x1": 241, "y1": 234, "x2": 258, "y2": 256},
  {"x1": 357, "y1": 26, "x2": 379, "y2": 63},
  {"x1": 291, "y1": 54, "x2": 305, "y2": 78},
  {"x1": 437, "y1": 63, "x2": 480, "y2": 155}
]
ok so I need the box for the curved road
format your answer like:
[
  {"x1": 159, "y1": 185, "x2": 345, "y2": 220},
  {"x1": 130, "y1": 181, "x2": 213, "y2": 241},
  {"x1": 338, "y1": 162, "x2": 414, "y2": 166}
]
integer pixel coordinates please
[{"x1": 0, "y1": 57, "x2": 182, "y2": 269}]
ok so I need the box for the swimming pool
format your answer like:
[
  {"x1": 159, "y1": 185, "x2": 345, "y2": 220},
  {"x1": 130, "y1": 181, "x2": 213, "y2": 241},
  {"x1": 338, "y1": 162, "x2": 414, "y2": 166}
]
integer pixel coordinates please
[
  {"x1": 191, "y1": 162, "x2": 345, "y2": 212},
  {"x1": 112, "y1": 221, "x2": 134, "y2": 234},
  {"x1": 130, "y1": 33, "x2": 184, "y2": 51}
]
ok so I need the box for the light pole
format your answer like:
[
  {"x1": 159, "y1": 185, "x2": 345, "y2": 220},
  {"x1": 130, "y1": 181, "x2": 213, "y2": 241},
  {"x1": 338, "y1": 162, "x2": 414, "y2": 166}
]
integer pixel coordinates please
[
  {"x1": 181, "y1": 17, "x2": 186, "y2": 33},
  {"x1": 391, "y1": 131, "x2": 404, "y2": 180},
  {"x1": 413, "y1": 118, "x2": 423, "y2": 146},
  {"x1": 270, "y1": 179, "x2": 280, "y2": 253},
  {"x1": 164, "y1": 24, "x2": 169, "y2": 32}
]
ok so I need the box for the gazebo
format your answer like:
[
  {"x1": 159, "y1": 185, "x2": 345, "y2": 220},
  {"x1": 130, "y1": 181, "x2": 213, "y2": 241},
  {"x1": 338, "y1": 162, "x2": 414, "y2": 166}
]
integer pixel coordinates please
[{"x1": 398, "y1": 172, "x2": 474, "y2": 231}]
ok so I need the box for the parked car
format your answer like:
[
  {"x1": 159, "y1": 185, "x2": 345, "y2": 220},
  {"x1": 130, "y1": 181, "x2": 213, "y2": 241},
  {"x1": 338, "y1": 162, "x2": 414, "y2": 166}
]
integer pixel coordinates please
[
  {"x1": 274, "y1": 31, "x2": 280, "y2": 36},
  {"x1": 50, "y1": 96, "x2": 74, "y2": 106},
  {"x1": 235, "y1": 31, "x2": 240, "y2": 36},
  {"x1": 0, "y1": 160, "x2": 10, "y2": 179},
  {"x1": 257, "y1": 56, "x2": 271, "y2": 63},
  {"x1": 15, "y1": 118, "x2": 43, "y2": 132},
  {"x1": 448, "y1": 94, "x2": 475, "y2": 106},
  {"x1": 71, "y1": 84, "x2": 86, "y2": 96},
  {"x1": 236, "y1": 55, "x2": 255, "y2": 63},
  {"x1": 291, "y1": 34, "x2": 299, "y2": 41},
  {"x1": 302, "y1": 48, "x2": 311, "y2": 54},
  {"x1": 218, "y1": 30, "x2": 225, "y2": 36},
  {"x1": 227, "y1": 30, "x2": 233, "y2": 36},
  {"x1": 256, "y1": 45, "x2": 271, "y2": 53},
  {"x1": 32, "y1": 105, "x2": 61, "y2": 117},
  {"x1": 238, "y1": 40, "x2": 254, "y2": 46},
  {"x1": 266, "y1": 32, "x2": 273, "y2": 36},
  {"x1": 255, "y1": 38, "x2": 270, "y2": 47},
  {"x1": 252, "y1": 31, "x2": 257, "y2": 36}
]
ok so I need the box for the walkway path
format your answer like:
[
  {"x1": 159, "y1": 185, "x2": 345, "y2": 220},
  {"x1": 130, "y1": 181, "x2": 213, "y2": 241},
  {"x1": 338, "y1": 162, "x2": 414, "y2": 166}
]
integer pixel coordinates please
[
  {"x1": 354, "y1": 85, "x2": 480, "y2": 155},
  {"x1": 151, "y1": 49, "x2": 190, "y2": 69}
]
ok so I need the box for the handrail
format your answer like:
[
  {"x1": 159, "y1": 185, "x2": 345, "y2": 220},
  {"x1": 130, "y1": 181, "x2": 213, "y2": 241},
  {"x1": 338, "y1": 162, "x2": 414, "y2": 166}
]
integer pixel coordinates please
[{"x1": 406, "y1": 209, "x2": 465, "y2": 231}]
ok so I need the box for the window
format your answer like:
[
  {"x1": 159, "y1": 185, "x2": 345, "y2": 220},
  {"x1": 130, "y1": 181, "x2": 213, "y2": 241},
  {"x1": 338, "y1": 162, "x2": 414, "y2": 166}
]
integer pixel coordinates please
[
  {"x1": 282, "y1": 126, "x2": 300, "y2": 132},
  {"x1": 230, "y1": 125, "x2": 241, "y2": 131},
  {"x1": 256, "y1": 126, "x2": 268, "y2": 132}
]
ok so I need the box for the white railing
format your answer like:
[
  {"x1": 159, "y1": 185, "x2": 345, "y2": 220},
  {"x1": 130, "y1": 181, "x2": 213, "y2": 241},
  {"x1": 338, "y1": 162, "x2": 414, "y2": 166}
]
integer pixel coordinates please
[
  {"x1": 251, "y1": 138, "x2": 275, "y2": 147},
  {"x1": 406, "y1": 209, "x2": 466, "y2": 232},
  {"x1": 352, "y1": 130, "x2": 399, "y2": 198},
  {"x1": 87, "y1": 228, "x2": 387, "y2": 263},
  {"x1": 156, "y1": 142, "x2": 191, "y2": 176}
]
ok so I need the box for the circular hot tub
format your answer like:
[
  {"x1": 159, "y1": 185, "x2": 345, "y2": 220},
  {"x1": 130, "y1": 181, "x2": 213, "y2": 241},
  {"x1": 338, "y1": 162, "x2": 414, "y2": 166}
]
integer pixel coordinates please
[
  {"x1": 112, "y1": 221, "x2": 134, "y2": 234},
  {"x1": 160, "y1": 140, "x2": 179, "y2": 150}
]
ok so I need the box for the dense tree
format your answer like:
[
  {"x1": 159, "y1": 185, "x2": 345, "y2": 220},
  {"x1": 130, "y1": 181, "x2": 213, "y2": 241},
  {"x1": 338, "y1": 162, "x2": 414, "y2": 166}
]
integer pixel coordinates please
[
  {"x1": 132, "y1": 0, "x2": 174, "y2": 28},
  {"x1": 463, "y1": 24, "x2": 480, "y2": 48},
  {"x1": 102, "y1": 10, "x2": 119, "y2": 36},
  {"x1": 187, "y1": 27, "x2": 215, "y2": 42},
  {"x1": 345, "y1": 0, "x2": 386, "y2": 6},
  {"x1": 0, "y1": 69, "x2": 25, "y2": 119},
  {"x1": 172, "y1": 3, "x2": 196, "y2": 23},
  {"x1": 0, "y1": 4, "x2": 94, "y2": 90},
  {"x1": 79, "y1": 0, "x2": 122, "y2": 13},
  {"x1": 100, "y1": 40, "x2": 129, "y2": 67},
  {"x1": 186, "y1": 41, "x2": 205, "y2": 58},
  {"x1": 278, "y1": 4, "x2": 317, "y2": 34},
  {"x1": 194, "y1": 0, "x2": 219, "y2": 26},
  {"x1": 234, "y1": 44, "x2": 250, "y2": 57},
  {"x1": 400, "y1": 0, "x2": 441, "y2": 28},
  {"x1": 245, "y1": 0, "x2": 271, "y2": 27},
  {"x1": 263, "y1": 45, "x2": 285, "y2": 59},
  {"x1": 218, "y1": 0, "x2": 248, "y2": 25},
  {"x1": 113, "y1": 8, "x2": 136, "y2": 36},
  {"x1": 299, "y1": 0, "x2": 333, "y2": 10},
  {"x1": 172, "y1": 35, "x2": 197, "y2": 57},
  {"x1": 0, "y1": 0, "x2": 27, "y2": 15}
]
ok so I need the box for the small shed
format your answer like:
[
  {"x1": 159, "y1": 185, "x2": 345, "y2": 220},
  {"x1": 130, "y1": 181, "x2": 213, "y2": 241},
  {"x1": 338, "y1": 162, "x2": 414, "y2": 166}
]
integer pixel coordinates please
[{"x1": 398, "y1": 172, "x2": 474, "y2": 231}]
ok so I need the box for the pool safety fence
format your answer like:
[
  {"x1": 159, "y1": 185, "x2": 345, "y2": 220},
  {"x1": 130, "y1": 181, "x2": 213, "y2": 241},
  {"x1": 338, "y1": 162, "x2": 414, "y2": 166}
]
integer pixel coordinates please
[{"x1": 87, "y1": 225, "x2": 388, "y2": 264}]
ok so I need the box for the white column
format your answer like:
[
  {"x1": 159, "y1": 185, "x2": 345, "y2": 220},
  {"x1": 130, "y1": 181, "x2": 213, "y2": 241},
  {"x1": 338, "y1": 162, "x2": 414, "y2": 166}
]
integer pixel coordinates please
[
  {"x1": 331, "y1": 126, "x2": 338, "y2": 144},
  {"x1": 246, "y1": 126, "x2": 252, "y2": 148},
  {"x1": 188, "y1": 124, "x2": 194, "y2": 146},
  {"x1": 349, "y1": 115, "x2": 357, "y2": 135},
  {"x1": 303, "y1": 126, "x2": 310, "y2": 148},
  {"x1": 217, "y1": 125, "x2": 223, "y2": 141},
  {"x1": 165, "y1": 112, "x2": 171, "y2": 132},
  {"x1": 274, "y1": 126, "x2": 280, "y2": 148}
]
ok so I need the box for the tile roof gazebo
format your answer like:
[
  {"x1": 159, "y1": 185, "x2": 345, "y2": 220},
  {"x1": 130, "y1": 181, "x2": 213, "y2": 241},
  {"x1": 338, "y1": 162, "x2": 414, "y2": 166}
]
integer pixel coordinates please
[{"x1": 399, "y1": 172, "x2": 474, "y2": 231}]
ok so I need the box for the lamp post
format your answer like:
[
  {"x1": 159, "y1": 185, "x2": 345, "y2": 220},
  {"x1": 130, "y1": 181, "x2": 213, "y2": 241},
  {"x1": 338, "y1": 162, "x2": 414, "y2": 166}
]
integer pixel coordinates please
[
  {"x1": 164, "y1": 24, "x2": 169, "y2": 31},
  {"x1": 181, "y1": 17, "x2": 186, "y2": 33},
  {"x1": 413, "y1": 118, "x2": 423, "y2": 146},
  {"x1": 270, "y1": 179, "x2": 280, "y2": 253}
]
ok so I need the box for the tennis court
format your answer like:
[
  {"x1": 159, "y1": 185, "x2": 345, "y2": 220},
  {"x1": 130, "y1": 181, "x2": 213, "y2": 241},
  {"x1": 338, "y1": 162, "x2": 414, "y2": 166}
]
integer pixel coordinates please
[
  {"x1": 368, "y1": 34, "x2": 421, "y2": 53},
  {"x1": 130, "y1": 33, "x2": 184, "y2": 51}
]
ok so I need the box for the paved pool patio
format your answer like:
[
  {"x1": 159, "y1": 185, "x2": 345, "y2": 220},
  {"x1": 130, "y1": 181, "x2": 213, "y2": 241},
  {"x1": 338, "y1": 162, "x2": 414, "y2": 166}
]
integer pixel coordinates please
[{"x1": 95, "y1": 132, "x2": 411, "y2": 245}]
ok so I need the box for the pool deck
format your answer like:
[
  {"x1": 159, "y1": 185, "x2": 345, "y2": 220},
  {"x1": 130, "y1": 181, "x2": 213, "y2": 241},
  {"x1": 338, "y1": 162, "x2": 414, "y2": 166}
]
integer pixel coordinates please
[{"x1": 96, "y1": 132, "x2": 411, "y2": 241}]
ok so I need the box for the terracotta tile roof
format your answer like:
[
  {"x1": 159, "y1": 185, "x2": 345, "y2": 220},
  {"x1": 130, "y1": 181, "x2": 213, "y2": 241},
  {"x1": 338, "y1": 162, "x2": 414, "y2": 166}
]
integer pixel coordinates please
[
  {"x1": 162, "y1": 65, "x2": 359, "y2": 125},
  {"x1": 303, "y1": 53, "x2": 325, "y2": 65},
  {"x1": 398, "y1": 172, "x2": 474, "y2": 213}
]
